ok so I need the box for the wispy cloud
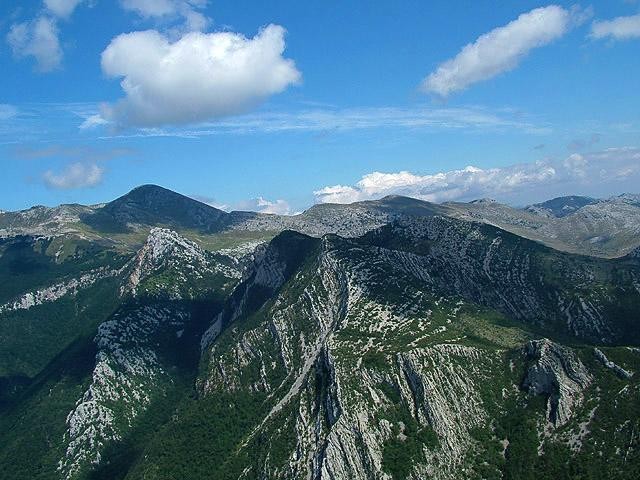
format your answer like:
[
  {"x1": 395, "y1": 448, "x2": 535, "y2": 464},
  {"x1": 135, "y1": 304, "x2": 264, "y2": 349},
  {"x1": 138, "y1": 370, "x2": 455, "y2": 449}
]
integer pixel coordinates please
[
  {"x1": 0, "y1": 102, "x2": 102, "y2": 143},
  {"x1": 13, "y1": 144, "x2": 135, "y2": 162},
  {"x1": 422, "y1": 5, "x2": 587, "y2": 97},
  {"x1": 96, "y1": 104, "x2": 550, "y2": 138},
  {"x1": 7, "y1": 16, "x2": 63, "y2": 72},
  {"x1": 43, "y1": 162, "x2": 104, "y2": 189},
  {"x1": 590, "y1": 14, "x2": 640, "y2": 40},
  {"x1": 6, "y1": 0, "x2": 89, "y2": 72},
  {"x1": 120, "y1": 0, "x2": 210, "y2": 32},
  {"x1": 314, "y1": 147, "x2": 640, "y2": 205},
  {"x1": 44, "y1": 0, "x2": 87, "y2": 19}
]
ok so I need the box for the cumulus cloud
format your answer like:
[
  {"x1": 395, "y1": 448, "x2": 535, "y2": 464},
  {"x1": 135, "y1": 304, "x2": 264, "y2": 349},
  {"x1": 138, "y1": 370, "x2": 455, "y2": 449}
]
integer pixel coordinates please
[
  {"x1": 232, "y1": 197, "x2": 293, "y2": 215},
  {"x1": 96, "y1": 24, "x2": 300, "y2": 127},
  {"x1": 193, "y1": 195, "x2": 292, "y2": 215},
  {"x1": 43, "y1": 162, "x2": 104, "y2": 189},
  {"x1": 563, "y1": 153, "x2": 588, "y2": 177},
  {"x1": 120, "y1": 0, "x2": 210, "y2": 32},
  {"x1": 590, "y1": 14, "x2": 640, "y2": 40},
  {"x1": 422, "y1": 5, "x2": 575, "y2": 96},
  {"x1": 44, "y1": 0, "x2": 86, "y2": 18},
  {"x1": 7, "y1": 1, "x2": 89, "y2": 72},
  {"x1": 248, "y1": 197, "x2": 292, "y2": 215},
  {"x1": 7, "y1": 16, "x2": 63, "y2": 72},
  {"x1": 314, "y1": 147, "x2": 640, "y2": 204}
]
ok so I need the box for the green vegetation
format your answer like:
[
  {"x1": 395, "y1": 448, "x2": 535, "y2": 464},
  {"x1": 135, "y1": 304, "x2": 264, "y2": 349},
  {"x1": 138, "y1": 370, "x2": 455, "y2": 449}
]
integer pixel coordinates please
[
  {"x1": 0, "y1": 235, "x2": 128, "y2": 303},
  {"x1": 0, "y1": 278, "x2": 122, "y2": 377},
  {"x1": 380, "y1": 397, "x2": 439, "y2": 480}
]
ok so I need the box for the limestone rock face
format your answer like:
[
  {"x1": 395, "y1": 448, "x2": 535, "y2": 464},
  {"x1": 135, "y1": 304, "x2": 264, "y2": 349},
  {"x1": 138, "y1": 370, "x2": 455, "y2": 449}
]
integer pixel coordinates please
[
  {"x1": 522, "y1": 339, "x2": 592, "y2": 426},
  {"x1": 58, "y1": 305, "x2": 190, "y2": 480},
  {"x1": 123, "y1": 227, "x2": 244, "y2": 298},
  {"x1": 197, "y1": 230, "x2": 519, "y2": 479},
  {"x1": 594, "y1": 348, "x2": 634, "y2": 379}
]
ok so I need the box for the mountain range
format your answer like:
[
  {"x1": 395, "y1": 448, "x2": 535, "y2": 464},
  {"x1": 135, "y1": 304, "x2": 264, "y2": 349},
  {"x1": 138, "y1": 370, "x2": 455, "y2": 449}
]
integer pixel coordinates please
[{"x1": 1, "y1": 185, "x2": 639, "y2": 479}]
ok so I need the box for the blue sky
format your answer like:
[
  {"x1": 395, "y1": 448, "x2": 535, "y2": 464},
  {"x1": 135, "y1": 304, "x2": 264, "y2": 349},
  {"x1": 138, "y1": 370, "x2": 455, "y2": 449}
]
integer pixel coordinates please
[{"x1": 1, "y1": 0, "x2": 639, "y2": 213}]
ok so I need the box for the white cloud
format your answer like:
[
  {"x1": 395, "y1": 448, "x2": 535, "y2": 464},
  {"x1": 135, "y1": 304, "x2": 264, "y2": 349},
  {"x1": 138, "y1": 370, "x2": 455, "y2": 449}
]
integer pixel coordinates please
[
  {"x1": 192, "y1": 194, "x2": 292, "y2": 215},
  {"x1": 97, "y1": 24, "x2": 300, "y2": 127},
  {"x1": 44, "y1": 0, "x2": 85, "y2": 18},
  {"x1": 95, "y1": 105, "x2": 548, "y2": 136},
  {"x1": 7, "y1": 16, "x2": 63, "y2": 72},
  {"x1": 314, "y1": 147, "x2": 640, "y2": 204},
  {"x1": 79, "y1": 114, "x2": 110, "y2": 130},
  {"x1": 120, "y1": 0, "x2": 210, "y2": 31},
  {"x1": 235, "y1": 197, "x2": 292, "y2": 215},
  {"x1": 563, "y1": 152, "x2": 588, "y2": 177},
  {"x1": 422, "y1": 5, "x2": 573, "y2": 96},
  {"x1": 43, "y1": 162, "x2": 104, "y2": 189},
  {"x1": 121, "y1": 0, "x2": 178, "y2": 17},
  {"x1": 590, "y1": 14, "x2": 640, "y2": 40}
]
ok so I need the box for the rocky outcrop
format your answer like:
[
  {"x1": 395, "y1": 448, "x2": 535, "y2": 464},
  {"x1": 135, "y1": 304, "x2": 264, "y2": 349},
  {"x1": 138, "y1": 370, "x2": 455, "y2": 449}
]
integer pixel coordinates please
[
  {"x1": 200, "y1": 231, "x2": 318, "y2": 351},
  {"x1": 58, "y1": 305, "x2": 189, "y2": 479},
  {"x1": 522, "y1": 339, "x2": 592, "y2": 426},
  {"x1": 123, "y1": 228, "x2": 242, "y2": 297},
  {"x1": 594, "y1": 348, "x2": 634, "y2": 379},
  {"x1": 198, "y1": 231, "x2": 515, "y2": 479},
  {"x1": 0, "y1": 266, "x2": 121, "y2": 314}
]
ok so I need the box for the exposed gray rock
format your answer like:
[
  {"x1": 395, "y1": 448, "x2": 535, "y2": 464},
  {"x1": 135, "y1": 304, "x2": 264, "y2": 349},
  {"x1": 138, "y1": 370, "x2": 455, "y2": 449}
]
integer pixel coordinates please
[
  {"x1": 58, "y1": 305, "x2": 189, "y2": 479},
  {"x1": 0, "y1": 266, "x2": 121, "y2": 314},
  {"x1": 522, "y1": 339, "x2": 592, "y2": 426},
  {"x1": 123, "y1": 227, "x2": 242, "y2": 297},
  {"x1": 594, "y1": 348, "x2": 634, "y2": 379}
]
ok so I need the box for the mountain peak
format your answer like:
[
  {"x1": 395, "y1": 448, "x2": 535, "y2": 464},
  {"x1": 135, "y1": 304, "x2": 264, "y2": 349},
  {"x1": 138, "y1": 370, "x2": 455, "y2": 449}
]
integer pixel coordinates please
[{"x1": 90, "y1": 185, "x2": 229, "y2": 233}]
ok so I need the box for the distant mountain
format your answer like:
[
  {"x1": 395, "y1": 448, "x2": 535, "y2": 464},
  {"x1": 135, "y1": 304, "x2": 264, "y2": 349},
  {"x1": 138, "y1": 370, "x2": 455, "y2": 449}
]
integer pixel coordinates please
[
  {"x1": 525, "y1": 195, "x2": 600, "y2": 218},
  {"x1": 446, "y1": 194, "x2": 640, "y2": 257},
  {"x1": 84, "y1": 184, "x2": 229, "y2": 233},
  {"x1": 3, "y1": 186, "x2": 640, "y2": 257}
]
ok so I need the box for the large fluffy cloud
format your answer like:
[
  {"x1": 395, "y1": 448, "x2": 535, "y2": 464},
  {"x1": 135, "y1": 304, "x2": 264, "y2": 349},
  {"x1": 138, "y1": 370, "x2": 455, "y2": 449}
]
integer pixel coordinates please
[
  {"x1": 590, "y1": 14, "x2": 640, "y2": 40},
  {"x1": 422, "y1": 5, "x2": 573, "y2": 97},
  {"x1": 43, "y1": 162, "x2": 104, "y2": 189},
  {"x1": 7, "y1": 16, "x2": 63, "y2": 72},
  {"x1": 98, "y1": 24, "x2": 301, "y2": 127},
  {"x1": 314, "y1": 148, "x2": 640, "y2": 204}
]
